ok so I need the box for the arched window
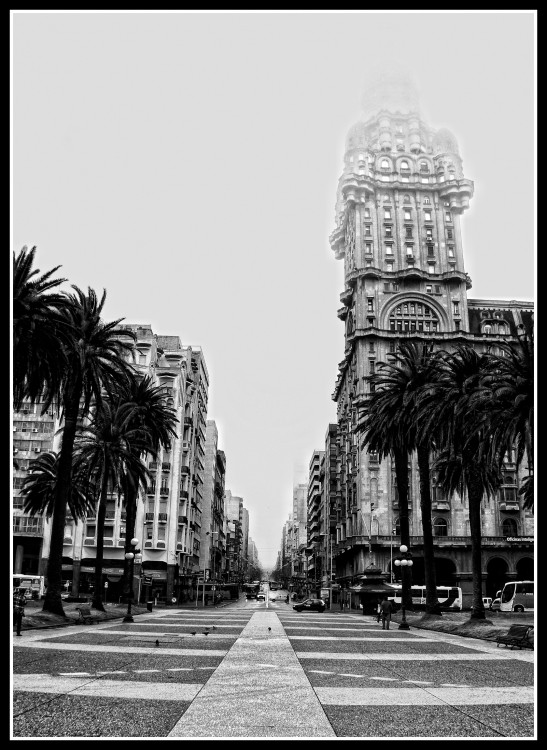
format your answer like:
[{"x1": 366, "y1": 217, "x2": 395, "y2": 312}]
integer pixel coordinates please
[
  {"x1": 389, "y1": 301, "x2": 440, "y2": 333},
  {"x1": 483, "y1": 324, "x2": 492, "y2": 335},
  {"x1": 502, "y1": 518, "x2": 518, "y2": 536},
  {"x1": 433, "y1": 518, "x2": 448, "y2": 536},
  {"x1": 423, "y1": 197, "x2": 431, "y2": 204},
  {"x1": 403, "y1": 194, "x2": 411, "y2": 203},
  {"x1": 381, "y1": 158, "x2": 390, "y2": 169},
  {"x1": 420, "y1": 160, "x2": 429, "y2": 173},
  {"x1": 400, "y1": 160, "x2": 410, "y2": 171}
]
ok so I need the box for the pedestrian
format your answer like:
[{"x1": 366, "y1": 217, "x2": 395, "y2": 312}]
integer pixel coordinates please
[
  {"x1": 376, "y1": 598, "x2": 382, "y2": 623},
  {"x1": 13, "y1": 587, "x2": 26, "y2": 637},
  {"x1": 379, "y1": 596, "x2": 393, "y2": 630},
  {"x1": 285, "y1": 594, "x2": 289, "y2": 603}
]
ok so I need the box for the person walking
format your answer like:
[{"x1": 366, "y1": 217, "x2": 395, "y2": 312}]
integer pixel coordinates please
[
  {"x1": 379, "y1": 596, "x2": 393, "y2": 630},
  {"x1": 376, "y1": 598, "x2": 382, "y2": 623},
  {"x1": 13, "y1": 587, "x2": 26, "y2": 636}
]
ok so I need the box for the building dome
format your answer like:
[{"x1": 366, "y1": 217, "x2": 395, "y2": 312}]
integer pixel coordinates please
[
  {"x1": 433, "y1": 128, "x2": 459, "y2": 155},
  {"x1": 345, "y1": 121, "x2": 368, "y2": 150},
  {"x1": 361, "y1": 63, "x2": 420, "y2": 118}
]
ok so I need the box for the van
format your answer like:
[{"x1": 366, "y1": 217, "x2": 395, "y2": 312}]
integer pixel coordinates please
[{"x1": 482, "y1": 597, "x2": 492, "y2": 609}]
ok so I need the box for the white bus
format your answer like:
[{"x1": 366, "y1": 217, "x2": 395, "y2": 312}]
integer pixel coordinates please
[
  {"x1": 387, "y1": 584, "x2": 463, "y2": 611},
  {"x1": 499, "y1": 580, "x2": 534, "y2": 612},
  {"x1": 13, "y1": 574, "x2": 45, "y2": 600}
]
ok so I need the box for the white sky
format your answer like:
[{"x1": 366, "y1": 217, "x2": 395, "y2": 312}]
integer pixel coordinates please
[{"x1": 11, "y1": 11, "x2": 536, "y2": 569}]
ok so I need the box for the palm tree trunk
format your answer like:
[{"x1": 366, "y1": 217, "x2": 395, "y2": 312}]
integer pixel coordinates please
[
  {"x1": 42, "y1": 387, "x2": 81, "y2": 616},
  {"x1": 417, "y1": 444, "x2": 441, "y2": 616},
  {"x1": 393, "y1": 446, "x2": 412, "y2": 609},
  {"x1": 468, "y1": 468, "x2": 487, "y2": 621},
  {"x1": 92, "y1": 470, "x2": 109, "y2": 612}
]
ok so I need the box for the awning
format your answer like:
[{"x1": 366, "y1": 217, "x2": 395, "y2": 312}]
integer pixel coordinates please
[{"x1": 349, "y1": 582, "x2": 396, "y2": 593}]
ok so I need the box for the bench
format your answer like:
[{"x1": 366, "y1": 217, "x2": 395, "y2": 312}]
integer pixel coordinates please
[
  {"x1": 496, "y1": 624, "x2": 534, "y2": 650},
  {"x1": 75, "y1": 603, "x2": 93, "y2": 625}
]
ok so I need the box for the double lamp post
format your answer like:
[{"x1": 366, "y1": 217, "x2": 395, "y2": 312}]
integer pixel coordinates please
[
  {"x1": 123, "y1": 537, "x2": 142, "y2": 623},
  {"x1": 393, "y1": 544, "x2": 413, "y2": 630}
]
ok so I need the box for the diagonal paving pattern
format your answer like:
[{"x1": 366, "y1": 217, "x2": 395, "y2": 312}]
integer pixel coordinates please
[{"x1": 167, "y1": 611, "x2": 336, "y2": 737}]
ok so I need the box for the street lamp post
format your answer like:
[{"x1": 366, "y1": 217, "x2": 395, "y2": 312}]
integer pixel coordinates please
[
  {"x1": 123, "y1": 538, "x2": 141, "y2": 623},
  {"x1": 393, "y1": 544, "x2": 413, "y2": 630},
  {"x1": 206, "y1": 531, "x2": 220, "y2": 605},
  {"x1": 390, "y1": 528, "x2": 396, "y2": 583}
]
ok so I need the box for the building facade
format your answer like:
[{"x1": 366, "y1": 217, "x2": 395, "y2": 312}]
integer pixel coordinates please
[
  {"x1": 326, "y1": 71, "x2": 534, "y2": 607},
  {"x1": 12, "y1": 324, "x2": 214, "y2": 604}
]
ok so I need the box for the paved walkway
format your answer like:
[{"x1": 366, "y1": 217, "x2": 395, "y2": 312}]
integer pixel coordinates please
[
  {"x1": 12, "y1": 605, "x2": 535, "y2": 738},
  {"x1": 168, "y1": 611, "x2": 335, "y2": 737}
]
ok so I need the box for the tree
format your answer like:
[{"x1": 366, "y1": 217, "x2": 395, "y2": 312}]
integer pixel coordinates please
[
  {"x1": 424, "y1": 345, "x2": 502, "y2": 621},
  {"x1": 13, "y1": 246, "x2": 68, "y2": 412},
  {"x1": 356, "y1": 356, "x2": 412, "y2": 610},
  {"x1": 20, "y1": 451, "x2": 97, "y2": 520},
  {"x1": 74, "y1": 398, "x2": 152, "y2": 611},
  {"x1": 41, "y1": 287, "x2": 136, "y2": 616},
  {"x1": 358, "y1": 341, "x2": 441, "y2": 615},
  {"x1": 113, "y1": 375, "x2": 178, "y2": 603},
  {"x1": 479, "y1": 332, "x2": 534, "y2": 510}
]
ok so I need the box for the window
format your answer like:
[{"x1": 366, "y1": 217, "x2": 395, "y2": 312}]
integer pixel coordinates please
[
  {"x1": 364, "y1": 208, "x2": 371, "y2": 219},
  {"x1": 368, "y1": 359, "x2": 375, "y2": 374},
  {"x1": 386, "y1": 262, "x2": 394, "y2": 272},
  {"x1": 426, "y1": 285, "x2": 433, "y2": 294},
  {"x1": 446, "y1": 228, "x2": 453, "y2": 239},
  {"x1": 434, "y1": 285, "x2": 441, "y2": 294},
  {"x1": 364, "y1": 225, "x2": 371, "y2": 235},
  {"x1": 384, "y1": 283, "x2": 390, "y2": 293},
  {"x1": 365, "y1": 243, "x2": 372, "y2": 255},
  {"x1": 420, "y1": 161, "x2": 429, "y2": 173},
  {"x1": 392, "y1": 282, "x2": 398, "y2": 292},
  {"x1": 445, "y1": 211, "x2": 452, "y2": 222},
  {"x1": 403, "y1": 195, "x2": 411, "y2": 203},
  {"x1": 381, "y1": 158, "x2": 390, "y2": 169},
  {"x1": 406, "y1": 245, "x2": 413, "y2": 257},
  {"x1": 385, "y1": 225, "x2": 392, "y2": 237},
  {"x1": 404, "y1": 209, "x2": 412, "y2": 220},
  {"x1": 433, "y1": 518, "x2": 448, "y2": 536},
  {"x1": 405, "y1": 226, "x2": 413, "y2": 238},
  {"x1": 400, "y1": 160, "x2": 410, "y2": 171},
  {"x1": 384, "y1": 208, "x2": 391, "y2": 220},
  {"x1": 385, "y1": 245, "x2": 393, "y2": 255},
  {"x1": 86, "y1": 524, "x2": 96, "y2": 539},
  {"x1": 454, "y1": 320, "x2": 461, "y2": 331},
  {"x1": 424, "y1": 210, "x2": 432, "y2": 221},
  {"x1": 423, "y1": 197, "x2": 431, "y2": 204},
  {"x1": 367, "y1": 298, "x2": 374, "y2": 313},
  {"x1": 453, "y1": 301, "x2": 460, "y2": 316},
  {"x1": 448, "y1": 246, "x2": 455, "y2": 258},
  {"x1": 389, "y1": 301, "x2": 440, "y2": 333},
  {"x1": 427, "y1": 245, "x2": 435, "y2": 257},
  {"x1": 483, "y1": 324, "x2": 492, "y2": 335}
]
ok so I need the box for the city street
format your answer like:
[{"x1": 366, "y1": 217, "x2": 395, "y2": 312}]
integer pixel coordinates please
[{"x1": 12, "y1": 594, "x2": 534, "y2": 738}]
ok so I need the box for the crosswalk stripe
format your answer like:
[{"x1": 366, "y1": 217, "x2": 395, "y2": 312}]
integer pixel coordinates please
[
  {"x1": 12, "y1": 675, "x2": 203, "y2": 701},
  {"x1": 315, "y1": 686, "x2": 534, "y2": 705}
]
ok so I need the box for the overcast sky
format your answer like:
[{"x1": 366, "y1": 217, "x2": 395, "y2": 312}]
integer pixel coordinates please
[{"x1": 12, "y1": 10, "x2": 536, "y2": 569}]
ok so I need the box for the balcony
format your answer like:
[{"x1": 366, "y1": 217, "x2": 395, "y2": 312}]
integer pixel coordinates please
[
  {"x1": 149, "y1": 462, "x2": 158, "y2": 470},
  {"x1": 145, "y1": 513, "x2": 155, "y2": 523},
  {"x1": 162, "y1": 462, "x2": 171, "y2": 471},
  {"x1": 180, "y1": 465, "x2": 190, "y2": 475},
  {"x1": 178, "y1": 515, "x2": 187, "y2": 524},
  {"x1": 158, "y1": 513, "x2": 168, "y2": 523}
]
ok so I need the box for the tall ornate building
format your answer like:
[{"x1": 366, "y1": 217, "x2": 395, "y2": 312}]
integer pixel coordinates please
[{"x1": 328, "y1": 70, "x2": 534, "y2": 607}]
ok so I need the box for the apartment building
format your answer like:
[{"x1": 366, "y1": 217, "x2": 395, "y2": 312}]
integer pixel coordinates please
[{"x1": 12, "y1": 324, "x2": 211, "y2": 604}]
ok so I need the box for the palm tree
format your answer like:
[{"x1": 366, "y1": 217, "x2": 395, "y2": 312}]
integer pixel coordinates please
[
  {"x1": 13, "y1": 246, "x2": 68, "y2": 412},
  {"x1": 479, "y1": 332, "x2": 534, "y2": 510},
  {"x1": 356, "y1": 361, "x2": 412, "y2": 610},
  {"x1": 20, "y1": 451, "x2": 97, "y2": 520},
  {"x1": 41, "y1": 287, "x2": 136, "y2": 616},
  {"x1": 358, "y1": 342, "x2": 442, "y2": 616},
  {"x1": 74, "y1": 398, "x2": 152, "y2": 611},
  {"x1": 114, "y1": 375, "x2": 178, "y2": 603},
  {"x1": 423, "y1": 345, "x2": 502, "y2": 621}
]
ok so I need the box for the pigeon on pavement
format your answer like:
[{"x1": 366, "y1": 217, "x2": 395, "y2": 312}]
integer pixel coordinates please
[
  {"x1": 190, "y1": 631, "x2": 196, "y2": 636},
  {"x1": 268, "y1": 627, "x2": 272, "y2": 632}
]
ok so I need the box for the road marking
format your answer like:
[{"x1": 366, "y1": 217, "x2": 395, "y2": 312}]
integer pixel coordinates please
[
  {"x1": 369, "y1": 677, "x2": 399, "y2": 681},
  {"x1": 402, "y1": 680, "x2": 433, "y2": 685},
  {"x1": 134, "y1": 669, "x2": 161, "y2": 673},
  {"x1": 338, "y1": 673, "x2": 364, "y2": 678}
]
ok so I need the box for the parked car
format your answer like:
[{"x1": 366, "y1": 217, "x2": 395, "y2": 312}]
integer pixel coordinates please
[
  {"x1": 490, "y1": 597, "x2": 501, "y2": 612},
  {"x1": 293, "y1": 597, "x2": 326, "y2": 613},
  {"x1": 482, "y1": 597, "x2": 493, "y2": 609},
  {"x1": 257, "y1": 593, "x2": 266, "y2": 601}
]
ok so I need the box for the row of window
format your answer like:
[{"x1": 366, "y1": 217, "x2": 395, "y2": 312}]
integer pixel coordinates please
[
  {"x1": 363, "y1": 207, "x2": 452, "y2": 222},
  {"x1": 363, "y1": 242, "x2": 456, "y2": 258}
]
